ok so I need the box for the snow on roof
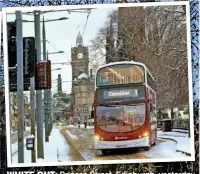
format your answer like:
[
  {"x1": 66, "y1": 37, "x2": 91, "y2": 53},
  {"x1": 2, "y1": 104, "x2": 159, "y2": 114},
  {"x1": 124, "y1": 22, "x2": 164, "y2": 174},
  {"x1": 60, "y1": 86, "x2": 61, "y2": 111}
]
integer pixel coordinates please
[{"x1": 77, "y1": 73, "x2": 89, "y2": 79}]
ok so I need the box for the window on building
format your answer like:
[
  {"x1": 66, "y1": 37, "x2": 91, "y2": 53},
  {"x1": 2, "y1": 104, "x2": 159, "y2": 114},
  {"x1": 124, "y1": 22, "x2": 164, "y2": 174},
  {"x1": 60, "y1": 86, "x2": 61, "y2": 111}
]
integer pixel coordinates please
[
  {"x1": 82, "y1": 85, "x2": 86, "y2": 90},
  {"x1": 82, "y1": 98, "x2": 86, "y2": 104},
  {"x1": 79, "y1": 70, "x2": 83, "y2": 75}
]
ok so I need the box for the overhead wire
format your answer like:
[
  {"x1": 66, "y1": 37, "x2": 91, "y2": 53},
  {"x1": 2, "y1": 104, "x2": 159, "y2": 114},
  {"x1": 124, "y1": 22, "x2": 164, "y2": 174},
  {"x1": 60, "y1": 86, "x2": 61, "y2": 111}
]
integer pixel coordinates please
[
  {"x1": 46, "y1": 40, "x2": 71, "y2": 63},
  {"x1": 82, "y1": 10, "x2": 91, "y2": 38},
  {"x1": 46, "y1": 10, "x2": 96, "y2": 68},
  {"x1": 48, "y1": 10, "x2": 93, "y2": 93}
]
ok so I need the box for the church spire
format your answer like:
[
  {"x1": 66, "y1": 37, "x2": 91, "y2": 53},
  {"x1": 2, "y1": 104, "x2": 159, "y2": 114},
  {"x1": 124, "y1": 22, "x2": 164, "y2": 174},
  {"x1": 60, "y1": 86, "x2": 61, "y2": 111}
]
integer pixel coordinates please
[{"x1": 76, "y1": 31, "x2": 83, "y2": 47}]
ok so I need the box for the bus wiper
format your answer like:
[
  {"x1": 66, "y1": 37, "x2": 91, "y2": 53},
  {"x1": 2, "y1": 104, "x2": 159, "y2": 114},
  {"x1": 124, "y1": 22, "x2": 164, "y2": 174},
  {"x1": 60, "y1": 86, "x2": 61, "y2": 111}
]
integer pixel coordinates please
[
  {"x1": 99, "y1": 101, "x2": 120, "y2": 106},
  {"x1": 99, "y1": 102, "x2": 111, "y2": 106}
]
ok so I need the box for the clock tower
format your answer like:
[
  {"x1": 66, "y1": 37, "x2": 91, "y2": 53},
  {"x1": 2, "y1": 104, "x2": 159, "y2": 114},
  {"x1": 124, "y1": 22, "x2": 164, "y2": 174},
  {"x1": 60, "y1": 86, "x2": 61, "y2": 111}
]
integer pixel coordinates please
[{"x1": 71, "y1": 32, "x2": 89, "y2": 80}]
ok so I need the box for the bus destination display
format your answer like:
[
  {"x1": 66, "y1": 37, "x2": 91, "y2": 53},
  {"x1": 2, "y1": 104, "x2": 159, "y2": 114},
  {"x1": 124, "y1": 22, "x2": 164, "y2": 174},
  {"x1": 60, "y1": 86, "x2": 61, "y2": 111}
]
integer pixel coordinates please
[{"x1": 104, "y1": 89, "x2": 138, "y2": 99}]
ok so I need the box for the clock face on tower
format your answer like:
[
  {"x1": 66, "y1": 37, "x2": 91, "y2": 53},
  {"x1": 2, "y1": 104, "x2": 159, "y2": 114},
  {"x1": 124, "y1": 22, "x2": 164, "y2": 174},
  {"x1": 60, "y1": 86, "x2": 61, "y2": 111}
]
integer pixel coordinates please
[{"x1": 77, "y1": 53, "x2": 83, "y2": 59}]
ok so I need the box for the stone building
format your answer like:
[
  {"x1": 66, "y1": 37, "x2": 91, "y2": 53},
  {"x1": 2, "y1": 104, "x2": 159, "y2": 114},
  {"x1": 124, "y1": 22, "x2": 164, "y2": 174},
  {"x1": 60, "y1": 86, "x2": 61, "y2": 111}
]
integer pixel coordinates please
[
  {"x1": 71, "y1": 32, "x2": 89, "y2": 80},
  {"x1": 71, "y1": 32, "x2": 94, "y2": 123},
  {"x1": 63, "y1": 105, "x2": 72, "y2": 122},
  {"x1": 72, "y1": 73, "x2": 94, "y2": 123},
  {"x1": 10, "y1": 94, "x2": 30, "y2": 130}
]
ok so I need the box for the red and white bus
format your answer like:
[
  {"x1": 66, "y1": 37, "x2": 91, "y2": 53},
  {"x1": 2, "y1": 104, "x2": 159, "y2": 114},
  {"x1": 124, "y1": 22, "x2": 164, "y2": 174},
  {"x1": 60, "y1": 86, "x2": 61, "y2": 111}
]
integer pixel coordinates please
[{"x1": 92, "y1": 61, "x2": 157, "y2": 154}]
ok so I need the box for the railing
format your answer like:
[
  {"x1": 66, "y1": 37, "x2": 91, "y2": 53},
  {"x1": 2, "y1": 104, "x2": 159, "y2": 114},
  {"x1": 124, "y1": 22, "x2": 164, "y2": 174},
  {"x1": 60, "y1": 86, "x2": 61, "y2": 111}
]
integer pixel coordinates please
[{"x1": 157, "y1": 119, "x2": 189, "y2": 130}]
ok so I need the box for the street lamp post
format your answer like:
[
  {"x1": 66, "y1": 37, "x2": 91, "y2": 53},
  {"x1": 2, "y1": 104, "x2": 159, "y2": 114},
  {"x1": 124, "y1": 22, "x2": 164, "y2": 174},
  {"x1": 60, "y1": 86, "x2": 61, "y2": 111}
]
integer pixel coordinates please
[
  {"x1": 35, "y1": 10, "x2": 44, "y2": 159},
  {"x1": 41, "y1": 51, "x2": 64, "y2": 55},
  {"x1": 40, "y1": 15, "x2": 66, "y2": 142},
  {"x1": 16, "y1": 11, "x2": 24, "y2": 163},
  {"x1": 22, "y1": 17, "x2": 68, "y2": 23},
  {"x1": 43, "y1": 16, "x2": 49, "y2": 143},
  {"x1": 52, "y1": 68, "x2": 61, "y2": 71}
]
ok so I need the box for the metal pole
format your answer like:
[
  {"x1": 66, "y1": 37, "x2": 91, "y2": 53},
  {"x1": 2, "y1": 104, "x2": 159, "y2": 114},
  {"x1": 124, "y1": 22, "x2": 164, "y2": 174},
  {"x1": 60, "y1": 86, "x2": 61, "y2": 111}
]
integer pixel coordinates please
[
  {"x1": 46, "y1": 51, "x2": 52, "y2": 135},
  {"x1": 50, "y1": 91, "x2": 53, "y2": 130},
  {"x1": 30, "y1": 76, "x2": 36, "y2": 162},
  {"x1": 48, "y1": 89, "x2": 51, "y2": 136},
  {"x1": 15, "y1": 11, "x2": 24, "y2": 163},
  {"x1": 50, "y1": 91, "x2": 52, "y2": 132},
  {"x1": 9, "y1": 93, "x2": 13, "y2": 163},
  {"x1": 34, "y1": 10, "x2": 44, "y2": 159},
  {"x1": 188, "y1": 118, "x2": 190, "y2": 138},
  {"x1": 43, "y1": 17, "x2": 49, "y2": 142}
]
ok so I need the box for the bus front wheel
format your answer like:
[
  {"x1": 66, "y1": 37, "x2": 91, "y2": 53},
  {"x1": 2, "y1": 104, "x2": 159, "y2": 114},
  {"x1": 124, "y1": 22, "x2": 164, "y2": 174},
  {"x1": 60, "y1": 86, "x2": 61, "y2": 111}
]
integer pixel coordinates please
[
  {"x1": 144, "y1": 137, "x2": 151, "y2": 150},
  {"x1": 101, "y1": 149, "x2": 107, "y2": 155},
  {"x1": 152, "y1": 131, "x2": 157, "y2": 146},
  {"x1": 144, "y1": 146, "x2": 150, "y2": 150},
  {"x1": 95, "y1": 149, "x2": 107, "y2": 155}
]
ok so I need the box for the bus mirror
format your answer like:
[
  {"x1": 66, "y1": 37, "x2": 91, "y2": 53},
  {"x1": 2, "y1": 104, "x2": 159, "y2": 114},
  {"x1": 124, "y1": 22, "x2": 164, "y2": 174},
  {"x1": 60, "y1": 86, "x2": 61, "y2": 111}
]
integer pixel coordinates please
[{"x1": 91, "y1": 111, "x2": 94, "y2": 119}]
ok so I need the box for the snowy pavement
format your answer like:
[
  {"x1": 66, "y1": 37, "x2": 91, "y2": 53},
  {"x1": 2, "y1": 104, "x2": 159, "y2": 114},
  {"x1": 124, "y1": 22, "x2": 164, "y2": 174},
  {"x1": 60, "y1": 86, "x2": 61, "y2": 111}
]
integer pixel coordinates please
[
  {"x1": 157, "y1": 131, "x2": 192, "y2": 155},
  {"x1": 11, "y1": 126, "x2": 82, "y2": 164}
]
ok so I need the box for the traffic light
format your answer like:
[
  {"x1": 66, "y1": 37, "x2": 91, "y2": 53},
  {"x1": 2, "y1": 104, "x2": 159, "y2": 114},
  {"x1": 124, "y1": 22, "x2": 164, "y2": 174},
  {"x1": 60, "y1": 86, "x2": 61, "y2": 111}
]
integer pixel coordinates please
[
  {"x1": 8, "y1": 22, "x2": 17, "y2": 92},
  {"x1": 9, "y1": 70, "x2": 17, "y2": 92},
  {"x1": 7, "y1": 22, "x2": 17, "y2": 67},
  {"x1": 35, "y1": 60, "x2": 51, "y2": 90},
  {"x1": 9, "y1": 35, "x2": 37, "y2": 92},
  {"x1": 7, "y1": 22, "x2": 16, "y2": 39},
  {"x1": 23, "y1": 37, "x2": 36, "y2": 77},
  {"x1": 23, "y1": 37, "x2": 36, "y2": 91}
]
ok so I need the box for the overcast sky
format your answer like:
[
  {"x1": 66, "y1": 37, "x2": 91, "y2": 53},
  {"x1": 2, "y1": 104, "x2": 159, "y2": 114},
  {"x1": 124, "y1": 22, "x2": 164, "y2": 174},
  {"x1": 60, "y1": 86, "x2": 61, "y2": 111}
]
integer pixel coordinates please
[{"x1": 6, "y1": 6, "x2": 117, "y2": 98}]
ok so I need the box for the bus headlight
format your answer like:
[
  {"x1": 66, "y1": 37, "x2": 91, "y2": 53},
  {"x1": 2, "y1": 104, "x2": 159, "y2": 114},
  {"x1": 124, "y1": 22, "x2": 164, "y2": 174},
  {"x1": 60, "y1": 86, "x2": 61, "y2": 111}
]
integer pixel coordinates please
[
  {"x1": 143, "y1": 132, "x2": 149, "y2": 137},
  {"x1": 94, "y1": 135, "x2": 100, "y2": 140}
]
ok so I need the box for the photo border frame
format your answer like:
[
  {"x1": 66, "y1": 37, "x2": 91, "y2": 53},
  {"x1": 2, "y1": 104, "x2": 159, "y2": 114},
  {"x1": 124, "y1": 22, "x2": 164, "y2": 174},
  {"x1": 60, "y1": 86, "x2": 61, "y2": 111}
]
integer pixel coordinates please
[{"x1": 2, "y1": 1, "x2": 195, "y2": 168}]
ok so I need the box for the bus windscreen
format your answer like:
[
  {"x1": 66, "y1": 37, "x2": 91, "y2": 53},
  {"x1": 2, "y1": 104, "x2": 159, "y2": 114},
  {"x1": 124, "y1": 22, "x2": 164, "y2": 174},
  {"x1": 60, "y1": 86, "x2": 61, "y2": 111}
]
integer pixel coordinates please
[
  {"x1": 96, "y1": 64, "x2": 145, "y2": 86},
  {"x1": 96, "y1": 103, "x2": 146, "y2": 132}
]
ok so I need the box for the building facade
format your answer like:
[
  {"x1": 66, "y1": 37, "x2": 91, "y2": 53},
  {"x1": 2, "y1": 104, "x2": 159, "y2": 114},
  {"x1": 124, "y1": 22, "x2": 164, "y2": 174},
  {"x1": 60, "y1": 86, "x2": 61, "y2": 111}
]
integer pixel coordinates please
[
  {"x1": 71, "y1": 32, "x2": 94, "y2": 123},
  {"x1": 71, "y1": 32, "x2": 89, "y2": 80},
  {"x1": 72, "y1": 74, "x2": 94, "y2": 123},
  {"x1": 10, "y1": 94, "x2": 30, "y2": 130}
]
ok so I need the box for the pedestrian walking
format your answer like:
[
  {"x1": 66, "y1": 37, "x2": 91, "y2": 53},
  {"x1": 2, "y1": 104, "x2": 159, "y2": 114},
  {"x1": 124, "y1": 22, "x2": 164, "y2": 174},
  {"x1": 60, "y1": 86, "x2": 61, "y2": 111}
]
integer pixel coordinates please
[
  {"x1": 78, "y1": 120, "x2": 80, "y2": 129},
  {"x1": 84, "y1": 120, "x2": 87, "y2": 129}
]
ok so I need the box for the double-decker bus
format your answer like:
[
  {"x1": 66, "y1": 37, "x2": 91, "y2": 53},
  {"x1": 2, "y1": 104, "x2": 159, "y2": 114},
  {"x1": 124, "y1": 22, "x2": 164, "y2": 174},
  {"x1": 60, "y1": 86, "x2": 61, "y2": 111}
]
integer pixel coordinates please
[{"x1": 92, "y1": 61, "x2": 157, "y2": 154}]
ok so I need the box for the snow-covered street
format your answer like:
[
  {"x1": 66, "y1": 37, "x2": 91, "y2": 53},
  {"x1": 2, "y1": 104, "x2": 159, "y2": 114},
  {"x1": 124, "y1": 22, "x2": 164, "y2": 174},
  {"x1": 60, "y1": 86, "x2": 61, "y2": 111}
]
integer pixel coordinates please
[
  {"x1": 11, "y1": 124, "x2": 192, "y2": 164},
  {"x1": 60, "y1": 125, "x2": 191, "y2": 161}
]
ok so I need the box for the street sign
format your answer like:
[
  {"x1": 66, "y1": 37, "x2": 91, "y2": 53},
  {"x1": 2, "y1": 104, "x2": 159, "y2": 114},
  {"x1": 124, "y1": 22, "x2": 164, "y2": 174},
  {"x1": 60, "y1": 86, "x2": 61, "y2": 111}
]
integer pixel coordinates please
[{"x1": 35, "y1": 60, "x2": 51, "y2": 90}]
